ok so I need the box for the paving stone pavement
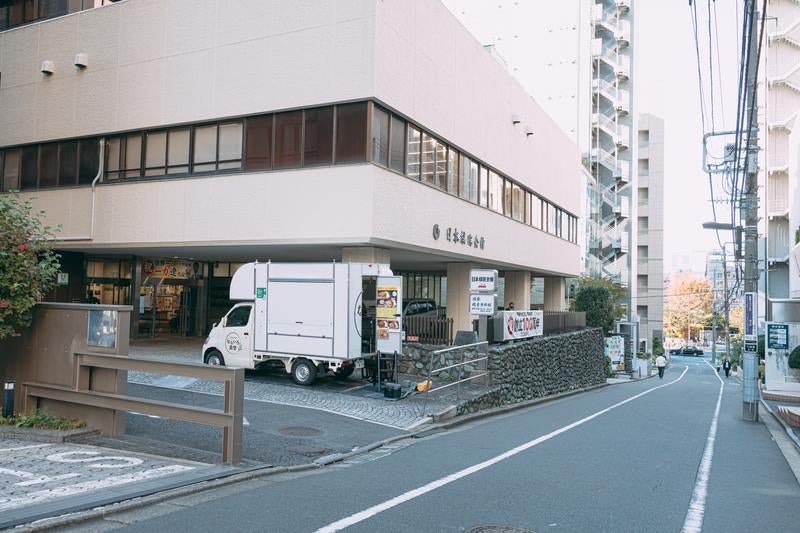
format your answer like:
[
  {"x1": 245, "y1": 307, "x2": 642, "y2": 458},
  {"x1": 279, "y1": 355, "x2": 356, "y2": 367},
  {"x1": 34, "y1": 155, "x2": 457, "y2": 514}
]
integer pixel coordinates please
[
  {"x1": 0, "y1": 438, "x2": 231, "y2": 529},
  {"x1": 128, "y1": 371, "x2": 451, "y2": 430}
]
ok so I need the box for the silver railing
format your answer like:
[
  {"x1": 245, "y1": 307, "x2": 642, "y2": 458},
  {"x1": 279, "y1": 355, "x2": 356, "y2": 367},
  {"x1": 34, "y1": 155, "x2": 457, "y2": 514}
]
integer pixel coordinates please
[{"x1": 422, "y1": 341, "x2": 489, "y2": 417}]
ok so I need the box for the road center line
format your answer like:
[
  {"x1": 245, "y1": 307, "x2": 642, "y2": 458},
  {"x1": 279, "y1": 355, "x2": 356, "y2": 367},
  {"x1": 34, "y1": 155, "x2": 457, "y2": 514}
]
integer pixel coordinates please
[
  {"x1": 681, "y1": 360, "x2": 725, "y2": 533},
  {"x1": 316, "y1": 366, "x2": 690, "y2": 533}
]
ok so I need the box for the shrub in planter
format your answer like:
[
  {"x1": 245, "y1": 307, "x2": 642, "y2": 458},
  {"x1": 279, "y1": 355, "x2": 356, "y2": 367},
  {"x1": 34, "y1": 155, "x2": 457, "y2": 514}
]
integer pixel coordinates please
[{"x1": 789, "y1": 346, "x2": 800, "y2": 370}]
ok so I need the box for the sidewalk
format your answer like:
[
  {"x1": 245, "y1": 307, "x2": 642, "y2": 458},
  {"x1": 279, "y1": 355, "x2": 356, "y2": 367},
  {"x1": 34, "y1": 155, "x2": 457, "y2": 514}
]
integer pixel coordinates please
[{"x1": 0, "y1": 438, "x2": 234, "y2": 529}]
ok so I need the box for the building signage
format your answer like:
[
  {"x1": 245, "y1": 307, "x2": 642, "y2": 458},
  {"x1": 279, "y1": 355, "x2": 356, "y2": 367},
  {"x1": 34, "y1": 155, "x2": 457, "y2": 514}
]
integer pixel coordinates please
[
  {"x1": 498, "y1": 310, "x2": 543, "y2": 341},
  {"x1": 470, "y1": 294, "x2": 496, "y2": 316},
  {"x1": 57, "y1": 272, "x2": 69, "y2": 286},
  {"x1": 744, "y1": 292, "x2": 757, "y2": 341},
  {"x1": 142, "y1": 259, "x2": 203, "y2": 280},
  {"x1": 605, "y1": 336, "x2": 624, "y2": 370},
  {"x1": 767, "y1": 323, "x2": 789, "y2": 350},
  {"x1": 744, "y1": 340, "x2": 758, "y2": 353},
  {"x1": 470, "y1": 270, "x2": 498, "y2": 292},
  {"x1": 431, "y1": 224, "x2": 485, "y2": 250}
]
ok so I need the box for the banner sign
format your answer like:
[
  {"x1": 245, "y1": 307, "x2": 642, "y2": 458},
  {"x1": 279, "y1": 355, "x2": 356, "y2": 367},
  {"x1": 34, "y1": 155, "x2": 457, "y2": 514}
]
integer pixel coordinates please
[
  {"x1": 744, "y1": 292, "x2": 757, "y2": 341},
  {"x1": 376, "y1": 286, "x2": 399, "y2": 321},
  {"x1": 496, "y1": 310, "x2": 543, "y2": 341},
  {"x1": 470, "y1": 294, "x2": 496, "y2": 316},
  {"x1": 470, "y1": 270, "x2": 498, "y2": 292},
  {"x1": 767, "y1": 323, "x2": 789, "y2": 350},
  {"x1": 605, "y1": 336, "x2": 624, "y2": 365}
]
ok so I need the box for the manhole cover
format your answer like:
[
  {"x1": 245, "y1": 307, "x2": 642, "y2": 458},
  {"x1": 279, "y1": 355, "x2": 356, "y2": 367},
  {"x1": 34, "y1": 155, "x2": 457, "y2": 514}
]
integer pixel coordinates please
[
  {"x1": 466, "y1": 526, "x2": 536, "y2": 533},
  {"x1": 279, "y1": 426, "x2": 323, "y2": 437}
]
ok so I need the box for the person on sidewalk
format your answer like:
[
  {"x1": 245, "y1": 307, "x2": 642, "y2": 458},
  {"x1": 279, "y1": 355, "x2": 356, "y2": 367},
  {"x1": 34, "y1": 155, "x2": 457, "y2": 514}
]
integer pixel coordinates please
[
  {"x1": 655, "y1": 354, "x2": 667, "y2": 379},
  {"x1": 722, "y1": 358, "x2": 731, "y2": 378}
]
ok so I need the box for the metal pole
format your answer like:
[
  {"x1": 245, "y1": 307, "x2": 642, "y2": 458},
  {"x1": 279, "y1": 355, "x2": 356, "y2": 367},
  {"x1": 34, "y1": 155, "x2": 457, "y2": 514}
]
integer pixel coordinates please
[
  {"x1": 742, "y1": 0, "x2": 761, "y2": 422},
  {"x1": 712, "y1": 315, "x2": 717, "y2": 365},
  {"x1": 723, "y1": 249, "x2": 731, "y2": 369}
]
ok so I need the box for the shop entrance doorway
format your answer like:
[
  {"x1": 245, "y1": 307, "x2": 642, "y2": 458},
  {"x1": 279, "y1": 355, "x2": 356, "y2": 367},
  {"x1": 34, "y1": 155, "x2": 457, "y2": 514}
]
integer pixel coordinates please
[{"x1": 138, "y1": 259, "x2": 204, "y2": 338}]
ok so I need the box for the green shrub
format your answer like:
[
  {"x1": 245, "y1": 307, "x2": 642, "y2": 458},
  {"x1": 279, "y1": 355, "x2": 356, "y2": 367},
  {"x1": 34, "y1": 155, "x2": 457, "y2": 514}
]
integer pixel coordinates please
[
  {"x1": 652, "y1": 336, "x2": 664, "y2": 357},
  {"x1": 789, "y1": 346, "x2": 800, "y2": 370},
  {"x1": 0, "y1": 409, "x2": 85, "y2": 430},
  {"x1": 603, "y1": 356, "x2": 613, "y2": 378}
]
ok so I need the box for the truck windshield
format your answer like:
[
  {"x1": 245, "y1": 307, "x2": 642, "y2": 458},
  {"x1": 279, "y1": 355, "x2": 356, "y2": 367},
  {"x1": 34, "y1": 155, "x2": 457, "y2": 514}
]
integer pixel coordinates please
[{"x1": 227, "y1": 306, "x2": 251, "y2": 327}]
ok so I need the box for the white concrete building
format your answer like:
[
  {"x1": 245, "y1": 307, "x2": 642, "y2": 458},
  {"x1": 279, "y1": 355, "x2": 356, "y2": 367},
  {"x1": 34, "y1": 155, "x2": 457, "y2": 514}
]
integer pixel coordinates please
[
  {"x1": 442, "y1": 0, "x2": 637, "y2": 317},
  {"x1": 636, "y1": 113, "x2": 663, "y2": 350},
  {"x1": 0, "y1": 0, "x2": 582, "y2": 339}
]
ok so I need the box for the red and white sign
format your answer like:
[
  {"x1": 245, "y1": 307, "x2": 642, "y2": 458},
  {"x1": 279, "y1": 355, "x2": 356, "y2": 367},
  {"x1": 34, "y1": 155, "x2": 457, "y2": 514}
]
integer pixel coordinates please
[
  {"x1": 499, "y1": 310, "x2": 543, "y2": 341},
  {"x1": 470, "y1": 269, "x2": 498, "y2": 292}
]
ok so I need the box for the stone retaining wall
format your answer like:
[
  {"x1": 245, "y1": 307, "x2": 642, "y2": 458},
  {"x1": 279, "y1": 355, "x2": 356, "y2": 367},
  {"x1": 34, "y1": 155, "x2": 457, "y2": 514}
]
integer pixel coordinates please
[{"x1": 398, "y1": 343, "x2": 484, "y2": 379}]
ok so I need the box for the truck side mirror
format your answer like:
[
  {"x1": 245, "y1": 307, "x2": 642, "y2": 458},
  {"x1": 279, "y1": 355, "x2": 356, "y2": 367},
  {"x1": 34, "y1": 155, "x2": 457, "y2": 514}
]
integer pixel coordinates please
[{"x1": 221, "y1": 316, "x2": 227, "y2": 327}]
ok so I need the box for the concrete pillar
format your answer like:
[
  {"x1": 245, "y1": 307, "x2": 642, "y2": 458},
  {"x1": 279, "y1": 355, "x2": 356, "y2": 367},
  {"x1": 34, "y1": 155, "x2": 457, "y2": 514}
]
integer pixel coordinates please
[
  {"x1": 446, "y1": 263, "x2": 479, "y2": 333},
  {"x1": 503, "y1": 271, "x2": 531, "y2": 310},
  {"x1": 341, "y1": 247, "x2": 391, "y2": 264},
  {"x1": 543, "y1": 277, "x2": 566, "y2": 311}
]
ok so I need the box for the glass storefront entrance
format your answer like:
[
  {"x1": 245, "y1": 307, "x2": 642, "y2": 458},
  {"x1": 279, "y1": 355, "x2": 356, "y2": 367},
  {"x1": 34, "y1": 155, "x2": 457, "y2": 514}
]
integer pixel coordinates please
[{"x1": 138, "y1": 259, "x2": 205, "y2": 338}]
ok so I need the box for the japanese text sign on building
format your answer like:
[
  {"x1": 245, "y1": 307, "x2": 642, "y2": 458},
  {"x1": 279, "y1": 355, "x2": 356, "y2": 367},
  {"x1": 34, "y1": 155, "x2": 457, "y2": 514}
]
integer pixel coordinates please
[
  {"x1": 767, "y1": 323, "x2": 789, "y2": 350},
  {"x1": 470, "y1": 294, "x2": 496, "y2": 316},
  {"x1": 470, "y1": 270, "x2": 498, "y2": 292},
  {"x1": 744, "y1": 292, "x2": 757, "y2": 341},
  {"x1": 432, "y1": 224, "x2": 485, "y2": 250}
]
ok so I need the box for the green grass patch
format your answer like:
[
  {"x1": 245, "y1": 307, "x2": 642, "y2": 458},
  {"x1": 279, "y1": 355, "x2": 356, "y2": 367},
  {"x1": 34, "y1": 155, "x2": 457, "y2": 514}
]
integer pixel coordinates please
[{"x1": 0, "y1": 409, "x2": 86, "y2": 430}]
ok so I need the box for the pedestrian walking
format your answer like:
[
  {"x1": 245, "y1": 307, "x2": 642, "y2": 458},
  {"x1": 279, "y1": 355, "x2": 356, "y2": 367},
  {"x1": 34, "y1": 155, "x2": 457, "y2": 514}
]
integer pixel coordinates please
[
  {"x1": 655, "y1": 354, "x2": 667, "y2": 379},
  {"x1": 722, "y1": 358, "x2": 731, "y2": 378}
]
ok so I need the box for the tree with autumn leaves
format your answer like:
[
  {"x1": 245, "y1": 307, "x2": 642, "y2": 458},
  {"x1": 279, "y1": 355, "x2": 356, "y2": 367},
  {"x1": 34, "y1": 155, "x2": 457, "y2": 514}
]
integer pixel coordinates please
[
  {"x1": 0, "y1": 193, "x2": 60, "y2": 340},
  {"x1": 664, "y1": 274, "x2": 714, "y2": 343}
]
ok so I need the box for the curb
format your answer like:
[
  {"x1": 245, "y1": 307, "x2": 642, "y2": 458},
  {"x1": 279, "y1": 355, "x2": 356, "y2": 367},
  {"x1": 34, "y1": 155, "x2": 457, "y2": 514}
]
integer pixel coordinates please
[
  {"x1": 24, "y1": 380, "x2": 614, "y2": 531},
  {"x1": 760, "y1": 398, "x2": 800, "y2": 452},
  {"x1": 0, "y1": 425, "x2": 100, "y2": 444}
]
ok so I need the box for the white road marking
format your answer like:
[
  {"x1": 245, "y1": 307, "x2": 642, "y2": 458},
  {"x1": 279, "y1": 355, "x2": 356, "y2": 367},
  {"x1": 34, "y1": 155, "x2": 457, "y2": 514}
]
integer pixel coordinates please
[
  {"x1": 130, "y1": 410, "x2": 248, "y2": 425},
  {"x1": 0, "y1": 468, "x2": 80, "y2": 486},
  {"x1": 681, "y1": 360, "x2": 725, "y2": 533},
  {"x1": 316, "y1": 366, "x2": 690, "y2": 533},
  {"x1": 0, "y1": 464, "x2": 195, "y2": 511}
]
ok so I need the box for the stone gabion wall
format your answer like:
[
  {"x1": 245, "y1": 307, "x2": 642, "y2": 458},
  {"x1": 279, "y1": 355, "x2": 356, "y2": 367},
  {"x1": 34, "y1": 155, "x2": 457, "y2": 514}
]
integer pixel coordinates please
[
  {"x1": 456, "y1": 328, "x2": 606, "y2": 415},
  {"x1": 398, "y1": 343, "x2": 484, "y2": 379}
]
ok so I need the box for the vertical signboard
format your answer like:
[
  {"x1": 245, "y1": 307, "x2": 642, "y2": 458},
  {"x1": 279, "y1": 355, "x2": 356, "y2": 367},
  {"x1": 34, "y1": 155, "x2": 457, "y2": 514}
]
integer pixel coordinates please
[
  {"x1": 744, "y1": 292, "x2": 757, "y2": 342},
  {"x1": 376, "y1": 276, "x2": 402, "y2": 354}
]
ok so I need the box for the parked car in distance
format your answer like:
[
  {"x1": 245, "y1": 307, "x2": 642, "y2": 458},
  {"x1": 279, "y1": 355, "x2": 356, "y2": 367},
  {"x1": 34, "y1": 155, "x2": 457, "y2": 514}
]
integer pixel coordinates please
[
  {"x1": 402, "y1": 299, "x2": 439, "y2": 318},
  {"x1": 669, "y1": 346, "x2": 704, "y2": 356}
]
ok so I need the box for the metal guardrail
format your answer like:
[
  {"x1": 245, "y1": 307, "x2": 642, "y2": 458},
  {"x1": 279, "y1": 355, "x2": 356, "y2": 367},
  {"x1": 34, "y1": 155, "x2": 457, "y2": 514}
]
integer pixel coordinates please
[
  {"x1": 24, "y1": 352, "x2": 244, "y2": 464},
  {"x1": 422, "y1": 341, "x2": 489, "y2": 416}
]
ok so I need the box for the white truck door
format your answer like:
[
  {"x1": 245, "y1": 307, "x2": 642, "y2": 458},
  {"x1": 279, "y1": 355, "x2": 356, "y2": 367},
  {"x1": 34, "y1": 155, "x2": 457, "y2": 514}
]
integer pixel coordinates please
[
  {"x1": 375, "y1": 276, "x2": 402, "y2": 354},
  {"x1": 221, "y1": 304, "x2": 253, "y2": 366}
]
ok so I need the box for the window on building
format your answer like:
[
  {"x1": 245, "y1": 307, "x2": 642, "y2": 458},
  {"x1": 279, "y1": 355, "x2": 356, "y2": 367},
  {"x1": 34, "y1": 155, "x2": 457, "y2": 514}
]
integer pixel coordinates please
[
  {"x1": 638, "y1": 187, "x2": 649, "y2": 206},
  {"x1": 479, "y1": 165, "x2": 488, "y2": 207},
  {"x1": 638, "y1": 129, "x2": 649, "y2": 146},
  {"x1": 488, "y1": 171, "x2": 503, "y2": 214},
  {"x1": 193, "y1": 124, "x2": 218, "y2": 173},
  {"x1": 371, "y1": 105, "x2": 389, "y2": 166},
  {"x1": 1, "y1": 149, "x2": 20, "y2": 191},
  {"x1": 447, "y1": 148, "x2": 458, "y2": 195},
  {"x1": 335, "y1": 102, "x2": 367, "y2": 164},
  {"x1": 389, "y1": 115, "x2": 405, "y2": 173},
  {"x1": 218, "y1": 122, "x2": 243, "y2": 170},
  {"x1": 502, "y1": 178, "x2": 512, "y2": 216},
  {"x1": 106, "y1": 137, "x2": 121, "y2": 179},
  {"x1": 524, "y1": 193, "x2": 532, "y2": 225},
  {"x1": 274, "y1": 110, "x2": 303, "y2": 169},
  {"x1": 420, "y1": 133, "x2": 435, "y2": 185},
  {"x1": 167, "y1": 128, "x2": 190, "y2": 174},
  {"x1": 38, "y1": 143, "x2": 59, "y2": 187},
  {"x1": 21, "y1": 145, "x2": 38, "y2": 189},
  {"x1": 244, "y1": 115, "x2": 273, "y2": 171},
  {"x1": 123, "y1": 134, "x2": 142, "y2": 177},
  {"x1": 638, "y1": 158, "x2": 649, "y2": 176},
  {"x1": 459, "y1": 156, "x2": 478, "y2": 203},
  {"x1": 303, "y1": 107, "x2": 333, "y2": 167},
  {"x1": 144, "y1": 131, "x2": 167, "y2": 176},
  {"x1": 511, "y1": 183, "x2": 524, "y2": 222},
  {"x1": 434, "y1": 140, "x2": 447, "y2": 190},
  {"x1": 78, "y1": 139, "x2": 98, "y2": 184},
  {"x1": 406, "y1": 125, "x2": 421, "y2": 179},
  {"x1": 59, "y1": 140, "x2": 78, "y2": 186}
]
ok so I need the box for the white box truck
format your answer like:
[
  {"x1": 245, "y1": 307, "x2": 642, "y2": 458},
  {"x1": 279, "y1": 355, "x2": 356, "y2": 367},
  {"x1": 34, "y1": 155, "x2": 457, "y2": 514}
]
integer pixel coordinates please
[{"x1": 201, "y1": 262, "x2": 403, "y2": 385}]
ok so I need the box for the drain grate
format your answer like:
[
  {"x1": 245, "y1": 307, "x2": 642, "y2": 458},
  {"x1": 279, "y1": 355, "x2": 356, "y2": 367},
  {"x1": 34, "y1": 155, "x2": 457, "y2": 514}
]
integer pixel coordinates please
[
  {"x1": 466, "y1": 527, "x2": 536, "y2": 533},
  {"x1": 279, "y1": 426, "x2": 323, "y2": 437}
]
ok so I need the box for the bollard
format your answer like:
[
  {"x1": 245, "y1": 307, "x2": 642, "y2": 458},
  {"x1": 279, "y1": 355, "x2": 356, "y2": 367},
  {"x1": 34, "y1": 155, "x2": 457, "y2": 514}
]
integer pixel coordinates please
[{"x1": 2, "y1": 380, "x2": 14, "y2": 418}]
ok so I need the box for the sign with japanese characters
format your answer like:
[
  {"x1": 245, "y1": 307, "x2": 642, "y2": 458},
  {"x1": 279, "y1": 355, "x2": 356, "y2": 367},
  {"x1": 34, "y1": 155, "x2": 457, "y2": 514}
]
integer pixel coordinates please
[
  {"x1": 470, "y1": 294, "x2": 496, "y2": 316},
  {"x1": 432, "y1": 224, "x2": 485, "y2": 250},
  {"x1": 744, "y1": 292, "x2": 757, "y2": 341},
  {"x1": 470, "y1": 270, "x2": 498, "y2": 292},
  {"x1": 767, "y1": 322, "x2": 789, "y2": 350},
  {"x1": 497, "y1": 310, "x2": 543, "y2": 341}
]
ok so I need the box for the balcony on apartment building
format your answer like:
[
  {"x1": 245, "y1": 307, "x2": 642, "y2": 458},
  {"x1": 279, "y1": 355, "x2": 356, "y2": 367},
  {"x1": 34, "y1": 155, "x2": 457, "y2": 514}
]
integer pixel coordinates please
[
  {"x1": 613, "y1": 159, "x2": 630, "y2": 183},
  {"x1": 767, "y1": 174, "x2": 790, "y2": 218},
  {"x1": 768, "y1": 220, "x2": 791, "y2": 262}
]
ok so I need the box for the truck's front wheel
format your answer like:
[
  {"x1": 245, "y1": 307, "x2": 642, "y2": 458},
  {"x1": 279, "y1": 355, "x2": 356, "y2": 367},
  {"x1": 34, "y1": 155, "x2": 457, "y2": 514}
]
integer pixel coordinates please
[
  {"x1": 291, "y1": 359, "x2": 317, "y2": 386},
  {"x1": 205, "y1": 349, "x2": 225, "y2": 366}
]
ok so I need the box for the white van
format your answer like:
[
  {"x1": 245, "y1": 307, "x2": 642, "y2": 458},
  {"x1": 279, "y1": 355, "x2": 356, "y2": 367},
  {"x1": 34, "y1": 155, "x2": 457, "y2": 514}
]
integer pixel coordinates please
[{"x1": 201, "y1": 262, "x2": 403, "y2": 385}]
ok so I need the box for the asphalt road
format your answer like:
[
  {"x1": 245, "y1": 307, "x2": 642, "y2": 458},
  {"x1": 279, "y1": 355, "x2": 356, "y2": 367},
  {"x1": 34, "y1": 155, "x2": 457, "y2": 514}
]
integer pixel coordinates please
[{"x1": 72, "y1": 357, "x2": 800, "y2": 532}]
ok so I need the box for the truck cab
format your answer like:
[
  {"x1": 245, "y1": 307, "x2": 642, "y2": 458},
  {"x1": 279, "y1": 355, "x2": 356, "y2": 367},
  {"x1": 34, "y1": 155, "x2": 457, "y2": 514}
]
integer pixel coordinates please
[{"x1": 201, "y1": 262, "x2": 402, "y2": 385}]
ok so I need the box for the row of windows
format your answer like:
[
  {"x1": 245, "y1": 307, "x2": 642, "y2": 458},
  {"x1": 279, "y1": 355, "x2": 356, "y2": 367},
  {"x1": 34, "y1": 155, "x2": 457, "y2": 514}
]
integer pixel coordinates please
[
  {"x1": 370, "y1": 105, "x2": 578, "y2": 242},
  {"x1": 0, "y1": 100, "x2": 577, "y2": 244},
  {"x1": 0, "y1": 0, "x2": 114, "y2": 31}
]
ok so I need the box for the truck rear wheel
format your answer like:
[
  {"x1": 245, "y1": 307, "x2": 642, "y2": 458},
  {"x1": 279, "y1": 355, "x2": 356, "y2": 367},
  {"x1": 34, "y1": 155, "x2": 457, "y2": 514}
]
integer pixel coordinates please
[
  {"x1": 334, "y1": 365, "x2": 356, "y2": 380},
  {"x1": 205, "y1": 349, "x2": 225, "y2": 366},
  {"x1": 291, "y1": 359, "x2": 317, "y2": 386}
]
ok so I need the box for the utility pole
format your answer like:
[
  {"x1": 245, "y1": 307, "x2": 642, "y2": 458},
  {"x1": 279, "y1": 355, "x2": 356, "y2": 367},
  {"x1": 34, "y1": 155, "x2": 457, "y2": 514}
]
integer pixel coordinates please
[
  {"x1": 741, "y1": 0, "x2": 761, "y2": 422},
  {"x1": 723, "y1": 249, "x2": 731, "y2": 369}
]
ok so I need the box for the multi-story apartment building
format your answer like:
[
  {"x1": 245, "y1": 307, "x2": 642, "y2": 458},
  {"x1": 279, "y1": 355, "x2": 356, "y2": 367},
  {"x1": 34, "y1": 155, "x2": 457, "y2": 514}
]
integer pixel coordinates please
[
  {"x1": 0, "y1": 0, "x2": 582, "y2": 339},
  {"x1": 636, "y1": 114, "x2": 663, "y2": 350},
  {"x1": 443, "y1": 0, "x2": 638, "y2": 319},
  {"x1": 762, "y1": 0, "x2": 800, "y2": 300}
]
